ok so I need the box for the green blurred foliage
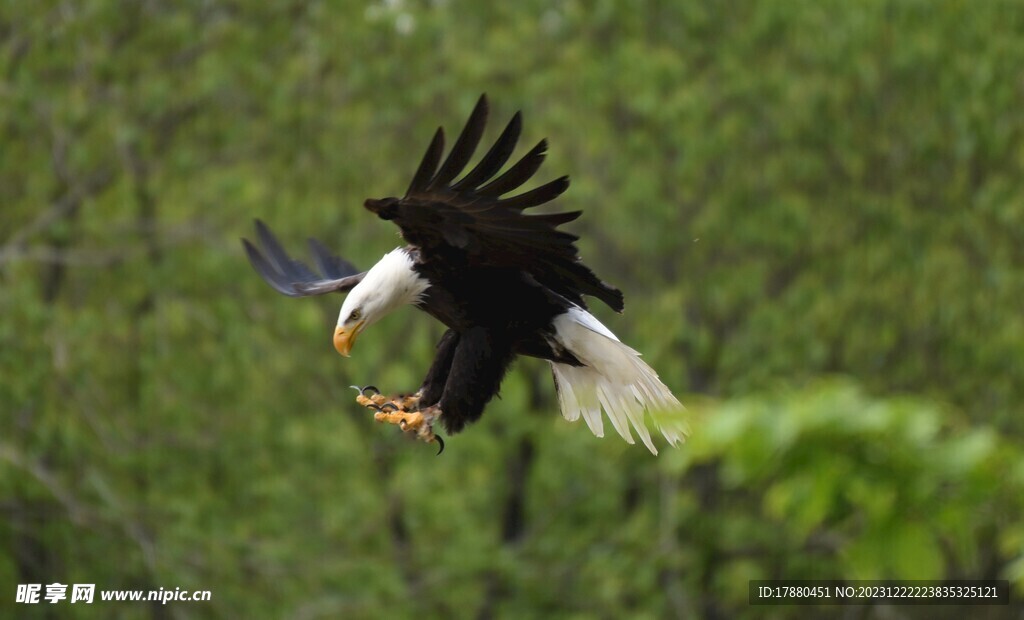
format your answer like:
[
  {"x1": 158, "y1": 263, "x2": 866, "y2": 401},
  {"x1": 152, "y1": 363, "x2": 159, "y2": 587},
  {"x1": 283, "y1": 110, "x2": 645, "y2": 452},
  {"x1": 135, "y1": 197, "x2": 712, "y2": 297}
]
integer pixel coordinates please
[{"x1": 1, "y1": 0, "x2": 1023, "y2": 618}]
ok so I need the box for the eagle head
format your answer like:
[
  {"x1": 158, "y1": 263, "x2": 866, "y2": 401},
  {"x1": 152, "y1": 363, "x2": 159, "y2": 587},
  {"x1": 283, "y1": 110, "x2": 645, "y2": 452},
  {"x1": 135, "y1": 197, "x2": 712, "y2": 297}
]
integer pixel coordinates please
[{"x1": 333, "y1": 248, "x2": 429, "y2": 357}]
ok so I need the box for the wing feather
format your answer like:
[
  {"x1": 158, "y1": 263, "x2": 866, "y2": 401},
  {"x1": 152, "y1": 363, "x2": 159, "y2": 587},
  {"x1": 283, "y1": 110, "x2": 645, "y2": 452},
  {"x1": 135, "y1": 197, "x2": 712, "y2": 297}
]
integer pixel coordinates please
[
  {"x1": 531, "y1": 210, "x2": 583, "y2": 227},
  {"x1": 308, "y1": 237, "x2": 358, "y2": 279},
  {"x1": 452, "y1": 111, "x2": 521, "y2": 192},
  {"x1": 477, "y1": 139, "x2": 547, "y2": 198},
  {"x1": 365, "y1": 95, "x2": 624, "y2": 312},
  {"x1": 405, "y1": 127, "x2": 445, "y2": 196},
  {"x1": 498, "y1": 175, "x2": 570, "y2": 210},
  {"x1": 243, "y1": 220, "x2": 364, "y2": 297},
  {"x1": 430, "y1": 94, "x2": 488, "y2": 190}
]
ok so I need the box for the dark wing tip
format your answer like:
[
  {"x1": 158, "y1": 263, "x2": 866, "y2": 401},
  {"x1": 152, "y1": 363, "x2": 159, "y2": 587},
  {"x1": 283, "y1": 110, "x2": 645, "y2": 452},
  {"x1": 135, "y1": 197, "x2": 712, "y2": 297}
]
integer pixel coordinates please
[
  {"x1": 533, "y1": 209, "x2": 582, "y2": 226},
  {"x1": 607, "y1": 287, "x2": 625, "y2": 313},
  {"x1": 452, "y1": 109, "x2": 523, "y2": 192},
  {"x1": 478, "y1": 139, "x2": 549, "y2": 198},
  {"x1": 406, "y1": 127, "x2": 445, "y2": 196},
  {"x1": 430, "y1": 95, "x2": 490, "y2": 190},
  {"x1": 308, "y1": 236, "x2": 359, "y2": 279},
  {"x1": 242, "y1": 236, "x2": 300, "y2": 297},
  {"x1": 499, "y1": 175, "x2": 570, "y2": 210},
  {"x1": 253, "y1": 218, "x2": 269, "y2": 240},
  {"x1": 534, "y1": 138, "x2": 549, "y2": 159},
  {"x1": 240, "y1": 237, "x2": 258, "y2": 261},
  {"x1": 244, "y1": 220, "x2": 363, "y2": 297}
]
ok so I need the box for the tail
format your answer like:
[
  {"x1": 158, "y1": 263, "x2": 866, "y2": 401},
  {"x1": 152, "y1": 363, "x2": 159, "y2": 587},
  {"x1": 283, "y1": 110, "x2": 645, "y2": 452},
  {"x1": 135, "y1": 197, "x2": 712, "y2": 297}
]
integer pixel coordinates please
[{"x1": 549, "y1": 308, "x2": 688, "y2": 454}]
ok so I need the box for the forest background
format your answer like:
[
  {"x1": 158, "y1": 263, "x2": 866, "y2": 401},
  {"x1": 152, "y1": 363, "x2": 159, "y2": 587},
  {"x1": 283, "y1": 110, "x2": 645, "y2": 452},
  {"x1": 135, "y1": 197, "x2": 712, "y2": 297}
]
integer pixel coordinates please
[{"x1": 2, "y1": 1, "x2": 1023, "y2": 618}]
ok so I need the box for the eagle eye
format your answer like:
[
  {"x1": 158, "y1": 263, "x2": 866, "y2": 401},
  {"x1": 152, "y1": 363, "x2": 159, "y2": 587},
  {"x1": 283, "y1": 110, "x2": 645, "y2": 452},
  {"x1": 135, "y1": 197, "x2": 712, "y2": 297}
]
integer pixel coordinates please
[{"x1": 348, "y1": 309, "x2": 362, "y2": 322}]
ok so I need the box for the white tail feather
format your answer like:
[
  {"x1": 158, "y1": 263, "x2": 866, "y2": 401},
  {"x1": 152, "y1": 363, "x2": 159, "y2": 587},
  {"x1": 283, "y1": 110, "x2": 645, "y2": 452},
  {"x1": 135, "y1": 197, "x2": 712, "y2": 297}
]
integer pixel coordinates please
[{"x1": 550, "y1": 307, "x2": 688, "y2": 455}]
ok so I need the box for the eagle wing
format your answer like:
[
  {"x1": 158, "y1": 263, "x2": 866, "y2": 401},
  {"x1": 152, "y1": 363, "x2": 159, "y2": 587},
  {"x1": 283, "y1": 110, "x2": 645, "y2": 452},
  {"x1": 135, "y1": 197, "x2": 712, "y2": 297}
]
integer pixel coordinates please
[
  {"x1": 242, "y1": 219, "x2": 365, "y2": 297},
  {"x1": 363, "y1": 95, "x2": 624, "y2": 312}
]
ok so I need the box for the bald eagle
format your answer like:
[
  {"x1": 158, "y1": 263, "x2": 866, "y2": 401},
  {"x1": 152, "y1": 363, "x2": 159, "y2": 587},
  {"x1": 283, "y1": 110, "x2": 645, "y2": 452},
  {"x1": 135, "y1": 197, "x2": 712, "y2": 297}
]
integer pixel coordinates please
[{"x1": 243, "y1": 95, "x2": 687, "y2": 454}]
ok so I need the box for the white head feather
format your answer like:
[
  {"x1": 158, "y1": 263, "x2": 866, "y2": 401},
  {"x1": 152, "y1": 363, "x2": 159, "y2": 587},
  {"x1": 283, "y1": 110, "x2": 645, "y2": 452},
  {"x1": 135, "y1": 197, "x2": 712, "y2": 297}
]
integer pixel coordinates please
[{"x1": 337, "y1": 248, "x2": 429, "y2": 328}]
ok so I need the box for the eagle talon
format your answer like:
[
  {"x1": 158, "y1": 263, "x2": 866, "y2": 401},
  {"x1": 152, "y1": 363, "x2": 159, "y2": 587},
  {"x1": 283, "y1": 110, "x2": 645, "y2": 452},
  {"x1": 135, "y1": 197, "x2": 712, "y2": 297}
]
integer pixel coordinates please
[
  {"x1": 356, "y1": 391, "x2": 390, "y2": 409},
  {"x1": 374, "y1": 409, "x2": 426, "y2": 431},
  {"x1": 370, "y1": 406, "x2": 446, "y2": 453},
  {"x1": 395, "y1": 391, "x2": 422, "y2": 411},
  {"x1": 355, "y1": 387, "x2": 422, "y2": 413}
]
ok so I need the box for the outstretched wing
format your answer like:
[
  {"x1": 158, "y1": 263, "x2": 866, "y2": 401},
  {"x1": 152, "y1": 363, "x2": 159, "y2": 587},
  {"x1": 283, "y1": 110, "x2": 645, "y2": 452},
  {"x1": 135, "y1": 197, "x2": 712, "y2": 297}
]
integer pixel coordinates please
[
  {"x1": 363, "y1": 94, "x2": 624, "y2": 312},
  {"x1": 242, "y1": 219, "x2": 365, "y2": 297}
]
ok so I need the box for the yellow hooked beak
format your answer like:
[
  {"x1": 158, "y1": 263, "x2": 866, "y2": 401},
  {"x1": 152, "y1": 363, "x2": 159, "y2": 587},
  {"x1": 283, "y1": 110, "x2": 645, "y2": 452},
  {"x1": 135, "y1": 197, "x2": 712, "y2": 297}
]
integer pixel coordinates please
[{"x1": 333, "y1": 322, "x2": 364, "y2": 357}]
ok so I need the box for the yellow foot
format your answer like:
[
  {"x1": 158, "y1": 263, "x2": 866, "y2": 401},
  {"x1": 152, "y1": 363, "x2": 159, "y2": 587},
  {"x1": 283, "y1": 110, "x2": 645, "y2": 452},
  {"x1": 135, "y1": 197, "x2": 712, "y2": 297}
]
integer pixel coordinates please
[
  {"x1": 373, "y1": 409, "x2": 423, "y2": 431},
  {"x1": 392, "y1": 392, "x2": 422, "y2": 411},
  {"x1": 353, "y1": 386, "x2": 443, "y2": 453},
  {"x1": 353, "y1": 386, "x2": 421, "y2": 412}
]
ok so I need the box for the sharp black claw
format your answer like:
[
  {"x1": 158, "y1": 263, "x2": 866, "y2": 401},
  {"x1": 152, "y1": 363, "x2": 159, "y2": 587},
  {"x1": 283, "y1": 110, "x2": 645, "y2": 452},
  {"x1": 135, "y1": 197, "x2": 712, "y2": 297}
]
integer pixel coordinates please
[
  {"x1": 435, "y1": 435, "x2": 445, "y2": 455},
  {"x1": 350, "y1": 385, "x2": 362, "y2": 393},
  {"x1": 361, "y1": 385, "x2": 380, "y2": 396},
  {"x1": 366, "y1": 403, "x2": 384, "y2": 412},
  {"x1": 379, "y1": 403, "x2": 400, "y2": 412}
]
